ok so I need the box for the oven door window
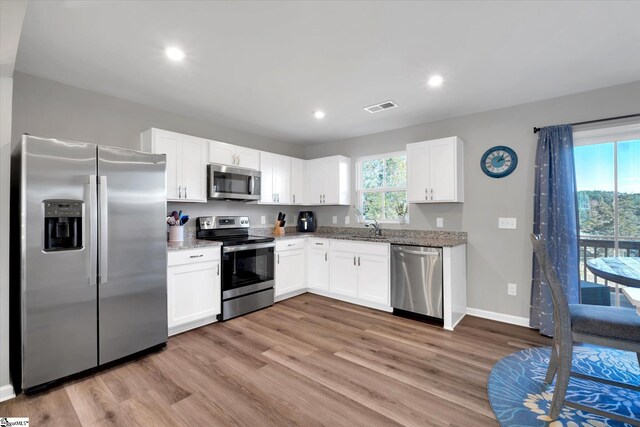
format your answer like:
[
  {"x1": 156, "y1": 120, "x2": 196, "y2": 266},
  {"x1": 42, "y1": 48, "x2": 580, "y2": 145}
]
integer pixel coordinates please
[
  {"x1": 222, "y1": 247, "x2": 274, "y2": 290},
  {"x1": 212, "y1": 171, "x2": 251, "y2": 195}
]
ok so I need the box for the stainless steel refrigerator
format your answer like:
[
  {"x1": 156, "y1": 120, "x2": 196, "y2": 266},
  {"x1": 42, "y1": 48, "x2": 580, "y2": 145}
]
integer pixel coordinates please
[{"x1": 11, "y1": 135, "x2": 168, "y2": 391}]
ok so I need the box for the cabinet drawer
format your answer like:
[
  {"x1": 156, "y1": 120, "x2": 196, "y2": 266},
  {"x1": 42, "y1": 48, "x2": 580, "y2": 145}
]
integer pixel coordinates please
[
  {"x1": 308, "y1": 238, "x2": 330, "y2": 248},
  {"x1": 276, "y1": 238, "x2": 306, "y2": 252},
  {"x1": 168, "y1": 247, "x2": 220, "y2": 266},
  {"x1": 330, "y1": 240, "x2": 389, "y2": 256}
]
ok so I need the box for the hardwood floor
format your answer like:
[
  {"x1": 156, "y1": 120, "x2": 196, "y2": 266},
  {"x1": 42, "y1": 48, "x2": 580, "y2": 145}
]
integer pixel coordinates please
[{"x1": 1, "y1": 293, "x2": 551, "y2": 426}]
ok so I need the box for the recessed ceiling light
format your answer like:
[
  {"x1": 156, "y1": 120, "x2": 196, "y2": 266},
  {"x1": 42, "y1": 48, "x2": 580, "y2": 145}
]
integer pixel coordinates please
[
  {"x1": 427, "y1": 75, "x2": 444, "y2": 87},
  {"x1": 314, "y1": 111, "x2": 326, "y2": 119},
  {"x1": 165, "y1": 47, "x2": 185, "y2": 62}
]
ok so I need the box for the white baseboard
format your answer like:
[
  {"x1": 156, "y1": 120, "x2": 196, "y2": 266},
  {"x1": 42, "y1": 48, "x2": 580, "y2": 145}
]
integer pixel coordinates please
[
  {"x1": 0, "y1": 384, "x2": 15, "y2": 402},
  {"x1": 466, "y1": 307, "x2": 530, "y2": 328}
]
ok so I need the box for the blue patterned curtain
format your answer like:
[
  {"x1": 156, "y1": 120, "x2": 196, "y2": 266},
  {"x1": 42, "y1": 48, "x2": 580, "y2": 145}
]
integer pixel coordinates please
[{"x1": 530, "y1": 125, "x2": 580, "y2": 336}]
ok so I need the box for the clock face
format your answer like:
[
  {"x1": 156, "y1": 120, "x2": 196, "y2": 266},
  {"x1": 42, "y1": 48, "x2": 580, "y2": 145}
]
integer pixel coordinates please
[{"x1": 480, "y1": 146, "x2": 518, "y2": 178}]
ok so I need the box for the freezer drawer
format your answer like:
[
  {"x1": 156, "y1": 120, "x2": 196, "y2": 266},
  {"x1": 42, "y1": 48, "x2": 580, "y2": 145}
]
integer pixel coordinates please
[{"x1": 391, "y1": 245, "x2": 443, "y2": 319}]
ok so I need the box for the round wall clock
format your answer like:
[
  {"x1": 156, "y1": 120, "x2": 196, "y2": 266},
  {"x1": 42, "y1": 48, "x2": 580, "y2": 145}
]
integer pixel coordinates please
[{"x1": 480, "y1": 146, "x2": 518, "y2": 178}]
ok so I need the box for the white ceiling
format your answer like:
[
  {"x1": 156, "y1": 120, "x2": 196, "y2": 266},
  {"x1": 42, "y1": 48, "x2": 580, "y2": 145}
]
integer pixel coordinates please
[{"x1": 15, "y1": 1, "x2": 640, "y2": 145}]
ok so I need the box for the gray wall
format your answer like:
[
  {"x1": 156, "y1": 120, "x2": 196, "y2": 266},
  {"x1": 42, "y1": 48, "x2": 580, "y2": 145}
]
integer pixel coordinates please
[
  {"x1": 11, "y1": 72, "x2": 308, "y2": 230},
  {"x1": 11, "y1": 72, "x2": 305, "y2": 158},
  {"x1": 11, "y1": 71, "x2": 640, "y2": 321},
  {"x1": 305, "y1": 81, "x2": 640, "y2": 320}
]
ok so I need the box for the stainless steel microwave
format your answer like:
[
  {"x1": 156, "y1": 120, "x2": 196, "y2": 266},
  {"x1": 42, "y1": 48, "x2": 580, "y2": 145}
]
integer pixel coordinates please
[{"x1": 207, "y1": 164, "x2": 261, "y2": 201}]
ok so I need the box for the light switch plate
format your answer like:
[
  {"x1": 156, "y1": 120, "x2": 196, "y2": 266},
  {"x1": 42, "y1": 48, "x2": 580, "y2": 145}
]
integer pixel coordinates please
[
  {"x1": 498, "y1": 217, "x2": 517, "y2": 229},
  {"x1": 345, "y1": 216, "x2": 350, "y2": 225},
  {"x1": 260, "y1": 216, "x2": 266, "y2": 225},
  {"x1": 332, "y1": 216, "x2": 338, "y2": 224},
  {"x1": 436, "y1": 218, "x2": 443, "y2": 228},
  {"x1": 508, "y1": 283, "x2": 517, "y2": 296}
]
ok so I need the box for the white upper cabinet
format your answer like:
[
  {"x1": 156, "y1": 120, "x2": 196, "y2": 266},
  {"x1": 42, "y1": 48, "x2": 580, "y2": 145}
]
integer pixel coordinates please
[
  {"x1": 141, "y1": 128, "x2": 207, "y2": 202},
  {"x1": 260, "y1": 152, "x2": 291, "y2": 204},
  {"x1": 406, "y1": 136, "x2": 463, "y2": 203},
  {"x1": 290, "y1": 157, "x2": 306, "y2": 205},
  {"x1": 209, "y1": 140, "x2": 260, "y2": 170},
  {"x1": 306, "y1": 155, "x2": 351, "y2": 205}
]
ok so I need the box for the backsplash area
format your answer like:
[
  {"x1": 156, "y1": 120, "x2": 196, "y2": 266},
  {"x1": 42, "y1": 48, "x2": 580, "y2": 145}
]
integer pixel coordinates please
[{"x1": 168, "y1": 201, "x2": 464, "y2": 232}]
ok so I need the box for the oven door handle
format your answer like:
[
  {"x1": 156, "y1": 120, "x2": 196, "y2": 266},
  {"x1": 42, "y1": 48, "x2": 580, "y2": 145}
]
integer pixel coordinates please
[{"x1": 223, "y1": 242, "x2": 276, "y2": 253}]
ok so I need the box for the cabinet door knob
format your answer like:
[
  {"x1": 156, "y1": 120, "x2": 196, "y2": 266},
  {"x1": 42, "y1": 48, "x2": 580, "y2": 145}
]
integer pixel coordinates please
[
  {"x1": 217, "y1": 263, "x2": 220, "y2": 276},
  {"x1": 358, "y1": 256, "x2": 361, "y2": 266},
  {"x1": 353, "y1": 256, "x2": 356, "y2": 266},
  {"x1": 184, "y1": 186, "x2": 188, "y2": 199},
  {"x1": 178, "y1": 185, "x2": 182, "y2": 199},
  {"x1": 236, "y1": 154, "x2": 240, "y2": 165},
  {"x1": 325, "y1": 252, "x2": 327, "y2": 261},
  {"x1": 425, "y1": 188, "x2": 427, "y2": 200},
  {"x1": 430, "y1": 188, "x2": 433, "y2": 200},
  {"x1": 293, "y1": 194, "x2": 295, "y2": 203},
  {"x1": 277, "y1": 254, "x2": 280, "y2": 264}
]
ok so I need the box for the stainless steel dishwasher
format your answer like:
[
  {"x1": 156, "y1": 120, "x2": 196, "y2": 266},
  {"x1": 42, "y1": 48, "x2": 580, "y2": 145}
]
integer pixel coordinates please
[{"x1": 391, "y1": 245, "x2": 443, "y2": 320}]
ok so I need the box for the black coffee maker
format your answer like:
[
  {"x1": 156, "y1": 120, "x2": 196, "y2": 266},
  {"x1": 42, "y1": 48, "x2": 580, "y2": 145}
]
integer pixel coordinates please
[{"x1": 297, "y1": 211, "x2": 317, "y2": 232}]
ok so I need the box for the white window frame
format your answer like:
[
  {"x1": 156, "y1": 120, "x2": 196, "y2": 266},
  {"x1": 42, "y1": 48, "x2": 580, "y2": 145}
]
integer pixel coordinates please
[{"x1": 356, "y1": 150, "x2": 407, "y2": 224}]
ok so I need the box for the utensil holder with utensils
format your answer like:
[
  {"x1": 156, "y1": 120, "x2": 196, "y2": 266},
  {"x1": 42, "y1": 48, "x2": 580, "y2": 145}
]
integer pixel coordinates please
[{"x1": 168, "y1": 225, "x2": 185, "y2": 242}]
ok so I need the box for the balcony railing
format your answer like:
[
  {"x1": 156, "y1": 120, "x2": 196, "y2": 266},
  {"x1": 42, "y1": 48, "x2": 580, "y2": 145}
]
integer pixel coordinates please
[{"x1": 579, "y1": 236, "x2": 640, "y2": 284}]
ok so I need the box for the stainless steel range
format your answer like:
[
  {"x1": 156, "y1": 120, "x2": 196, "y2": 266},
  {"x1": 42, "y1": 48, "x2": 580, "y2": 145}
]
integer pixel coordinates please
[{"x1": 196, "y1": 216, "x2": 275, "y2": 320}]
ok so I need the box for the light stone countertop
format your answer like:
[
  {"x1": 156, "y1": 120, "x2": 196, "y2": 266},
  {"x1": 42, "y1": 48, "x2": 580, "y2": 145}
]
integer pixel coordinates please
[
  {"x1": 167, "y1": 226, "x2": 467, "y2": 251},
  {"x1": 251, "y1": 226, "x2": 467, "y2": 247},
  {"x1": 167, "y1": 232, "x2": 223, "y2": 252}
]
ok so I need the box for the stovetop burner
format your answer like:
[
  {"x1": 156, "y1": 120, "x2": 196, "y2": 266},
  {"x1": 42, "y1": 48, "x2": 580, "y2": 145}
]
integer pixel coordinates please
[
  {"x1": 195, "y1": 215, "x2": 274, "y2": 246},
  {"x1": 198, "y1": 235, "x2": 274, "y2": 246}
]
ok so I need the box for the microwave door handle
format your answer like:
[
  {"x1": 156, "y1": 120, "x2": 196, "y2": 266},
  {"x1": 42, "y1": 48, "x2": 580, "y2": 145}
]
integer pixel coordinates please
[
  {"x1": 99, "y1": 176, "x2": 108, "y2": 285},
  {"x1": 248, "y1": 176, "x2": 255, "y2": 195}
]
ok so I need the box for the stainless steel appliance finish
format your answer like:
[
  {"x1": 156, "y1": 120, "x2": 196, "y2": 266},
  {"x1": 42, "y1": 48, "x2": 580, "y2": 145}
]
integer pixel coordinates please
[
  {"x1": 207, "y1": 164, "x2": 261, "y2": 201},
  {"x1": 391, "y1": 245, "x2": 443, "y2": 319},
  {"x1": 222, "y1": 288, "x2": 275, "y2": 320},
  {"x1": 12, "y1": 135, "x2": 167, "y2": 391},
  {"x1": 97, "y1": 146, "x2": 168, "y2": 364},
  {"x1": 196, "y1": 216, "x2": 275, "y2": 321}
]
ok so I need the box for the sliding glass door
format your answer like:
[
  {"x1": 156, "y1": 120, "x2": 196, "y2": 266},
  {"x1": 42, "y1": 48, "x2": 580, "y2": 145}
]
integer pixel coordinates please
[{"x1": 574, "y1": 124, "x2": 640, "y2": 306}]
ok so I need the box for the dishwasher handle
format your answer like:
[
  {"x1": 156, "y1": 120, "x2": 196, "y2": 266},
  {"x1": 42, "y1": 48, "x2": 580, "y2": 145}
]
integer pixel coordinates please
[{"x1": 392, "y1": 247, "x2": 441, "y2": 257}]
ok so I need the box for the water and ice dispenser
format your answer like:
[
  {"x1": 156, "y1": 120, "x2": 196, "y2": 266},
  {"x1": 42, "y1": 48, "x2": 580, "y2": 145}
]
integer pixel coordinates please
[{"x1": 43, "y1": 200, "x2": 83, "y2": 251}]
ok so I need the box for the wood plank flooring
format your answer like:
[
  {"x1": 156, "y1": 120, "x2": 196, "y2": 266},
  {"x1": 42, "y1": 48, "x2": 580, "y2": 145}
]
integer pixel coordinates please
[{"x1": 1, "y1": 293, "x2": 551, "y2": 426}]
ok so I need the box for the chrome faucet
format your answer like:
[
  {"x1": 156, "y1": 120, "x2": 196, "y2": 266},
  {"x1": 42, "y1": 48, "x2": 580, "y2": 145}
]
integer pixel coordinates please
[{"x1": 365, "y1": 219, "x2": 383, "y2": 236}]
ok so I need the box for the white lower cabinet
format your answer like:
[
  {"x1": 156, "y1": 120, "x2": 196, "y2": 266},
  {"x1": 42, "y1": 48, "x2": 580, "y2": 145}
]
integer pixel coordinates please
[
  {"x1": 329, "y1": 240, "x2": 390, "y2": 307},
  {"x1": 356, "y1": 253, "x2": 390, "y2": 305},
  {"x1": 307, "y1": 238, "x2": 330, "y2": 291},
  {"x1": 275, "y1": 239, "x2": 306, "y2": 299},
  {"x1": 167, "y1": 248, "x2": 221, "y2": 336},
  {"x1": 329, "y1": 249, "x2": 359, "y2": 297}
]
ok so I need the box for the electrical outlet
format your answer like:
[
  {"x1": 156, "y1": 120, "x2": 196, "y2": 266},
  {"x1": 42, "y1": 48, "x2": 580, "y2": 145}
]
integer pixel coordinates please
[
  {"x1": 498, "y1": 217, "x2": 517, "y2": 229},
  {"x1": 508, "y1": 283, "x2": 517, "y2": 296},
  {"x1": 332, "y1": 216, "x2": 338, "y2": 224},
  {"x1": 260, "y1": 216, "x2": 266, "y2": 225},
  {"x1": 436, "y1": 218, "x2": 443, "y2": 228},
  {"x1": 345, "y1": 216, "x2": 350, "y2": 225}
]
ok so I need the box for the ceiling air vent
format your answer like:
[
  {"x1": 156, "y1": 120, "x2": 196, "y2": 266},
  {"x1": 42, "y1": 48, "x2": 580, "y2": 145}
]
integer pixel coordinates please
[{"x1": 364, "y1": 100, "x2": 398, "y2": 114}]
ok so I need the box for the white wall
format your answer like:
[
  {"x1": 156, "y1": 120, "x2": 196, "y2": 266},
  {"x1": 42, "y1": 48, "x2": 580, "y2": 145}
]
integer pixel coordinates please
[
  {"x1": 304, "y1": 80, "x2": 640, "y2": 321},
  {"x1": 1, "y1": 0, "x2": 28, "y2": 402},
  {"x1": 0, "y1": 76, "x2": 15, "y2": 402}
]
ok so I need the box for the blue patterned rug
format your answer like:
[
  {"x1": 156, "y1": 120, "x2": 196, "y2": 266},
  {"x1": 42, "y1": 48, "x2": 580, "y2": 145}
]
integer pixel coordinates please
[{"x1": 488, "y1": 345, "x2": 640, "y2": 426}]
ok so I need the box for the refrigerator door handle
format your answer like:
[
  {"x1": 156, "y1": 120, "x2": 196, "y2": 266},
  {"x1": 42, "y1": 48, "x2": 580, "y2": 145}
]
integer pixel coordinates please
[
  {"x1": 87, "y1": 175, "x2": 98, "y2": 286},
  {"x1": 99, "y1": 176, "x2": 108, "y2": 285}
]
